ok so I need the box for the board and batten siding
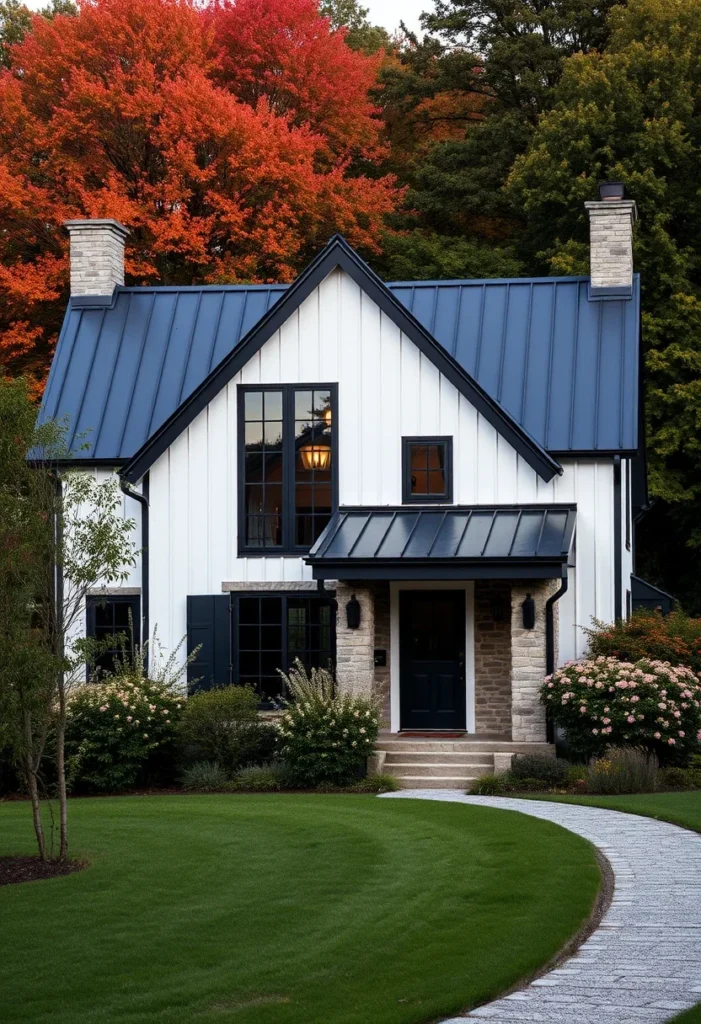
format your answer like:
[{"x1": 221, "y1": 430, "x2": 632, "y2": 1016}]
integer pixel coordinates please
[
  {"x1": 63, "y1": 468, "x2": 143, "y2": 656},
  {"x1": 143, "y1": 268, "x2": 615, "y2": 666}
]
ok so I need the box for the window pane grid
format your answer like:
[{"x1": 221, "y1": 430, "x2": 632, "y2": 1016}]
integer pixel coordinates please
[
  {"x1": 404, "y1": 438, "x2": 451, "y2": 502},
  {"x1": 295, "y1": 388, "x2": 332, "y2": 547},
  {"x1": 241, "y1": 385, "x2": 336, "y2": 553},
  {"x1": 244, "y1": 389, "x2": 284, "y2": 547},
  {"x1": 236, "y1": 595, "x2": 334, "y2": 704},
  {"x1": 87, "y1": 597, "x2": 139, "y2": 679}
]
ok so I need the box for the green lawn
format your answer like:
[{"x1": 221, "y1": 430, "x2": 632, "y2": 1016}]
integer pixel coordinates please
[
  {"x1": 540, "y1": 790, "x2": 701, "y2": 1024},
  {"x1": 541, "y1": 790, "x2": 701, "y2": 835},
  {"x1": 0, "y1": 794, "x2": 600, "y2": 1024}
]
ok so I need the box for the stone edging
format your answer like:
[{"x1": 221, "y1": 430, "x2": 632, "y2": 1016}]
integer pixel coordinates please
[{"x1": 382, "y1": 791, "x2": 701, "y2": 1024}]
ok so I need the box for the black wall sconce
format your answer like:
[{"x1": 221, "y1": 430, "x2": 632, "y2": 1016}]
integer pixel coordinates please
[
  {"x1": 346, "y1": 594, "x2": 361, "y2": 630},
  {"x1": 491, "y1": 595, "x2": 506, "y2": 623},
  {"x1": 521, "y1": 593, "x2": 536, "y2": 630}
]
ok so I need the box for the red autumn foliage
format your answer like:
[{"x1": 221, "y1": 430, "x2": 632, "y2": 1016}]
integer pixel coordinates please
[
  {"x1": 207, "y1": 0, "x2": 384, "y2": 155},
  {"x1": 0, "y1": 0, "x2": 399, "y2": 390}
]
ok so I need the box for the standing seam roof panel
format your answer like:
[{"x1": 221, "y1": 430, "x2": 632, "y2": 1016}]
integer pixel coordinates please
[{"x1": 36, "y1": 274, "x2": 640, "y2": 460}]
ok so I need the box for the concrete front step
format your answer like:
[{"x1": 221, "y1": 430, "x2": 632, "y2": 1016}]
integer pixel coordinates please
[
  {"x1": 394, "y1": 776, "x2": 482, "y2": 789},
  {"x1": 388, "y1": 762, "x2": 492, "y2": 779},
  {"x1": 377, "y1": 739, "x2": 554, "y2": 754},
  {"x1": 384, "y1": 751, "x2": 493, "y2": 766}
]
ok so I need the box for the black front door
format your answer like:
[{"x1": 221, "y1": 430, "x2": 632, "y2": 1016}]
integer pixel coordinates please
[{"x1": 399, "y1": 590, "x2": 466, "y2": 731}]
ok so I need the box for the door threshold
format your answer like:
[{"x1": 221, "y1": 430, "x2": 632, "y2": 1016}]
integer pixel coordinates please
[{"x1": 398, "y1": 731, "x2": 468, "y2": 738}]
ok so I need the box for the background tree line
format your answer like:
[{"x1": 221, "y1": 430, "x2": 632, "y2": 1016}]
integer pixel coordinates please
[{"x1": 1, "y1": 0, "x2": 700, "y2": 609}]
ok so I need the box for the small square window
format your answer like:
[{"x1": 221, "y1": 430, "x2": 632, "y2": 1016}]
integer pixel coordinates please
[{"x1": 402, "y1": 437, "x2": 453, "y2": 504}]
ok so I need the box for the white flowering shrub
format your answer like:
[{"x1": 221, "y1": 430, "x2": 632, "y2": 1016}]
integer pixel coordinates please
[
  {"x1": 276, "y1": 660, "x2": 380, "y2": 787},
  {"x1": 541, "y1": 656, "x2": 701, "y2": 759},
  {"x1": 65, "y1": 677, "x2": 185, "y2": 792}
]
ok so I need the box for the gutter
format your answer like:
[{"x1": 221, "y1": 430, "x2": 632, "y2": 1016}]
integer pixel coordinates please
[
  {"x1": 545, "y1": 568, "x2": 569, "y2": 744},
  {"x1": 119, "y1": 473, "x2": 149, "y2": 647}
]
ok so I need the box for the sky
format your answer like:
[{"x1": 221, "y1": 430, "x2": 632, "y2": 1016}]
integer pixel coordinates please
[
  {"x1": 365, "y1": 0, "x2": 427, "y2": 36},
  {"x1": 23, "y1": 0, "x2": 430, "y2": 36}
]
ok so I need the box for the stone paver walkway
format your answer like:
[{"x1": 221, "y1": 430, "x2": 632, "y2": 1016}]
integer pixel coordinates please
[{"x1": 382, "y1": 790, "x2": 701, "y2": 1023}]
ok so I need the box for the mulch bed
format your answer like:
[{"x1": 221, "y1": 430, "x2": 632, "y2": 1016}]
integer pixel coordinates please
[{"x1": 0, "y1": 855, "x2": 85, "y2": 887}]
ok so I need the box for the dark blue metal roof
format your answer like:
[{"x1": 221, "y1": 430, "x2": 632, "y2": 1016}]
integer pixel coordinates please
[
  {"x1": 38, "y1": 272, "x2": 640, "y2": 461},
  {"x1": 307, "y1": 505, "x2": 577, "y2": 581}
]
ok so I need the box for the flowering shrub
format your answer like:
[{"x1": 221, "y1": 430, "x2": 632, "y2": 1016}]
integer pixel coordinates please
[
  {"x1": 541, "y1": 656, "x2": 701, "y2": 758},
  {"x1": 65, "y1": 677, "x2": 184, "y2": 792},
  {"x1": 276, "y1": 660, "x2": 379, "y2": 787},
  {"x1": 586, "y1": 611, "x2": 701, "y2": 674}
]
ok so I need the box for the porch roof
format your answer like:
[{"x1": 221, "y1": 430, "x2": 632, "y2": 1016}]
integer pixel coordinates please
[{"x1": 306, "y1": 505, "x2": 576, "y2": 581}]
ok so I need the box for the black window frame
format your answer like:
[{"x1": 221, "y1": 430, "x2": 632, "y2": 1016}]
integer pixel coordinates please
[
  {"x1": 231, "y1": 590, "x2": 336, "y2": 707},
  {"x1": 86, "y1": 594, "x2": 141, "y2": 680},
  {"x1": 402, "y1": 436, "x2": 454, "y2": 504},
  {"x1": 238, "y1": 383, "x2": 339, "y2": 556}
]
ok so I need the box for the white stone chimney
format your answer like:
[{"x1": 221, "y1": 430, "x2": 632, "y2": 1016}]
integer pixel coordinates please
[
  {"x1": 585, "y1": 183, "x2": 637, "y2": 297},
  {"x1": 64, "y1": 219, "x2": 129, "y2": 297}
]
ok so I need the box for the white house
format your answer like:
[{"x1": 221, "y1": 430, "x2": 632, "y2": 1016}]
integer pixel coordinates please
[{"x1": 38, "y1": 187, "x2": 656, "y2": 785}]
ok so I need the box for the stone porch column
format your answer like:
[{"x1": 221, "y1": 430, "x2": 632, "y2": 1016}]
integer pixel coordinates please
[
  {"x1": 335, "y1": 583, "x2": 375, "y2": 698},
  {"x1": 510, "y1": 581, "x2": 557, "y2": 742}
]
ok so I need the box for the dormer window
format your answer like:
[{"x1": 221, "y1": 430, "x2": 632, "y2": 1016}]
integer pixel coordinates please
[
  {"x1": 239, "y1": 385, "x2": 337, "y2": 554},
  {"x1": 402, "y1": 437, "x2": 453, "y2": 504}
]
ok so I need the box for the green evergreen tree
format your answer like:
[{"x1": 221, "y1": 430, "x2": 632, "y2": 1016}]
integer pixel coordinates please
[
  {"x1": 508, "y1": 0, "x2": 701, "y2": 609},
  {"x1": 378, "y1": 1, "x2": 620, "y2": 276}
]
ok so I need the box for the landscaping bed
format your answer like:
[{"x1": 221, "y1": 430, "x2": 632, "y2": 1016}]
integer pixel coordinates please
[
  {"x1": 0, "y1": 855, "x2": 84, "y2": 886},
  {"x1": 0, "y1": 793, "x2": 600, "y2": 1024}
]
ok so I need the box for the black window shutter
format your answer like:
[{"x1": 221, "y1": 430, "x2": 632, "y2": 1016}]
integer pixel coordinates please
[{"x1": 186, "y1": 595, "x2": 231, "y2": 692}]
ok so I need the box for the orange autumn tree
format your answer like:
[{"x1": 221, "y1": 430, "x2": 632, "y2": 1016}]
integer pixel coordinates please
[{"x1": 0, "y1": 0, "x2": 398, "y2": 388}]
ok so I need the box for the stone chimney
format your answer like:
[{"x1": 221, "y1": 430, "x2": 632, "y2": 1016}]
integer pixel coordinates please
[
  {"x1": 585, "y1": 183, "x2": 637, "y2": 298},
  {"x1": 64, "y1": 219, "x2": 129, "y2": 297}
]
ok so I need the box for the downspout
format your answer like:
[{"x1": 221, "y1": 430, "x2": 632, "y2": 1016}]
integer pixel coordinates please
[
  {"x1": 545, "y1": 568, "x2": 569, "y2": 744},
  {"x1": 613, "y1": 455, "x2": 622, "y2": 621},
  {"x1": 120, "y1": 473, "x2": 149, "y2": 647}
]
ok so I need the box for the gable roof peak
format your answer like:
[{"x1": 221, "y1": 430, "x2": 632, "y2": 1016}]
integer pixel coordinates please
[{"x1": 119, "y1": 234, "x2": 561, "y2": 485}]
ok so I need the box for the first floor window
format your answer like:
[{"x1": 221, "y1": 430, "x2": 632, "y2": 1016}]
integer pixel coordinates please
[
  {"x1": 86, "y1": 594, "x2": 140, "y2": 678},
  {"x1": 234, "y1": 593, "x2": 335, "y2": 705}
]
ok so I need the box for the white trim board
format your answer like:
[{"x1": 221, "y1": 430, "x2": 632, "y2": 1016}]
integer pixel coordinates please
[{"x1": 389, "y1": 581, "x2": 475, "y2": 735}]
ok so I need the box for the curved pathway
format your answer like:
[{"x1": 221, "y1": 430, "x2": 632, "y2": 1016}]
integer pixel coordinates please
[{"x1": 382, "y1": 791, "x2": 701, "y2": 1024}]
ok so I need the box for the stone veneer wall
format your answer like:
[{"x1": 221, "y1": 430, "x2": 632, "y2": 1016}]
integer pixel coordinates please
[
  {"x1": 373, "y1": 582, "x2": 391, "y2": 727},
  {"x1": 510, "y1": 580, "x2": 558, "y2": 742},
  {"x1": 473, "y1": 581, "x2": 512, "y2": 735},
  {"x1": 335, "y1": 582, "x2": 375, "y2": 698}
]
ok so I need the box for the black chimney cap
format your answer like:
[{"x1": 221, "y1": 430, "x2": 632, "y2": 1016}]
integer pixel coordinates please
[{"x1": 599, "y1": 181, "x2": 626, "y2": 201}]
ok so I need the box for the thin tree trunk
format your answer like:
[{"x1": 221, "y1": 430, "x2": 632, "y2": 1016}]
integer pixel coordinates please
[
  {"x1": 23, "y1": 713, "x2": 46, "y2": 862},
  {"x1": 56, "y1": 681, "x2": 68, "y2": 862}
]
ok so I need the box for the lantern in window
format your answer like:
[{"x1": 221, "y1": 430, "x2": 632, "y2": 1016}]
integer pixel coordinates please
[{"x1": 300, "y1": 443, "x2": 332, "y2": 471}]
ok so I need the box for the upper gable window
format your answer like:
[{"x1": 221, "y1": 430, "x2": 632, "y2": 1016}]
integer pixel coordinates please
[
  {"x1": 239, "y1": 385, "x2": 337, "y2": 554},
  {"x1": 402, "y1": 437, "x2": 453, "y2": 504}
]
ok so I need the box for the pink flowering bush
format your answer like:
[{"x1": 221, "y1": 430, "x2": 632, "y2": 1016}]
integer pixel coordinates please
[
  {"x1": 276, "y1": 661, "x2": 379, "y2": 787},
  {"x1": 541, "y1": 656, "x2": 701, "y2": 758},
  {"x1": 65, "y1": 677, "x2": 185, "y2": 792}
]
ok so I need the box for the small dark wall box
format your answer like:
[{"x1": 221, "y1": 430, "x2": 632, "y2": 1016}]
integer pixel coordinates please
[
  {"x1": 346, "y1": 594, "x2": 361, "y2": 630},
  {"x1": 374, "y1": 649, "x2": 387, "y2": 667},
  {"x1": 521, "y1": 594, "x2": 536, "y2": 630}
]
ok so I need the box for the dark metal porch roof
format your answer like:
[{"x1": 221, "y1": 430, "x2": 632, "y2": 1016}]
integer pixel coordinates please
[{"x1": 306, "y1": 505, "x2": 577, "y2": 581}]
